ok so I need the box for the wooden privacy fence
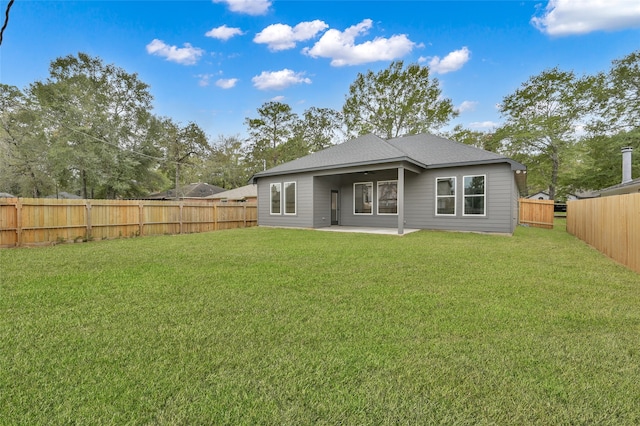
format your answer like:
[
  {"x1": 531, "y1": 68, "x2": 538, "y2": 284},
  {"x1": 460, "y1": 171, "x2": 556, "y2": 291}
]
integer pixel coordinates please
[
  {"x1": 0, "y1": 198, "x2": 257, "y2": 247},
  {"x1": 567, "y1": 193, "x2": 640, "y2": 274},
  {"x1": 519, "y1": 198, "x2": 554, "y2": 229}
]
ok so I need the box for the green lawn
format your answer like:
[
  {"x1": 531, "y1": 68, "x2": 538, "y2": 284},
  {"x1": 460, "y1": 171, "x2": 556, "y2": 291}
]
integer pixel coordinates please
[{"x1": 1, "y1": 222, "x2": 639, "y2": 424}]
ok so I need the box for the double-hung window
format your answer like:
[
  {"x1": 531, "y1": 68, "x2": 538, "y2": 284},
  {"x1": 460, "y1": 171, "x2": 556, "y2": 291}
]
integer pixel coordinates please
[
  {"x1": 377, "y1": 180, "x2": 398, "y2": 215},
  {"x1": 284, "y1": 181, "x2": 296, "y2": 215},
  {"x1": 354, "y1": 182, "x2": 373, "y2": 214},
  {"x1": 270, "y1": 183, "x2": 281, "y2": 215},
  {"x1": 463, "y1": 175, "x2": 486, "y2": 215},
  {"x1": 436, "y1": 177, "x2": 456, "y2": 216}
]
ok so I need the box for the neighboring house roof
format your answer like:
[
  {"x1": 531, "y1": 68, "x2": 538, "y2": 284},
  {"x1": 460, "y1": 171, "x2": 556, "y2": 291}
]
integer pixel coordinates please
[
  {"x1": 146, "y1": 182, "x2": 225, "y2": 199},
  {"x1": 598, "y1": 177, "x2": 640, "y2": 197},
  {"x1": 0, "y1": 192, "x2": 16, "y2": 198},
  {"x1": 207, "y1": 184, "x2": 257, "y2": 201},
  {"x1": 251, "y1": 133, "x2": 526, "y2": 190},
  {"x1": 527, "y1": 191, "x2": 550, "y2": 199},
  {"x1": 568, "y1": 190, "x2": 600, "y2": 199}
]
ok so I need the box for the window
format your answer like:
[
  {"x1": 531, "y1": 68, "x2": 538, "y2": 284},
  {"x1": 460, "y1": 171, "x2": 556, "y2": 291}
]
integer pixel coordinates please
[
  {"x1": 354, "y1": 182, "x2": 373, "y2": 214},
  {"x1": 464, "y1": 175, "x2": 486, "y2": 215},
  {"x1": 270, "y1": 183, "x2": 281, "y2": 215},
  {"x1": 377, "y1": 180, "x2": 397, "y2": 215},
  {"x1": 436, "y1": 177, "x2": 456, "y2": 216},
  {"x1": 284, "y1": 181, "x2": 296, "y2": 215}
]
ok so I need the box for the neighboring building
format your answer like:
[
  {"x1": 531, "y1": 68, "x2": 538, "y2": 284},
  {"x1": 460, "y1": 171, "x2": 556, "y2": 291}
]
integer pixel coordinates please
[
  {"x1": 251, "y1": 133, "x2": 527, "y2": 235},
  {"x1": 206, "y1": 184, "x2": 257, "y2": 203},
  {"x1": 145, "y1": 182, "x2": 225, "y2": 200},
  {"x1": 527, "y1": 191, "x2": 550, "y2": 200},
  {"x1": 0, "y1": 192, "x2": 16, "y2": 198},
  {"x1": 598, "y1": 147, "x2": 640, "y2": 197}
]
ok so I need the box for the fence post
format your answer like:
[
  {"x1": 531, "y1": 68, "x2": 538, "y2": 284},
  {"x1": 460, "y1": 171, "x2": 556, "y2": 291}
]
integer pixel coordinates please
[
  {"x1": 139, "y1": 202, "x2": 144, "y2": 236},
  {"x1": 15, "y1": 199, "x2": 22, "y2": 247},
  {"x1": 179, "y1": 202, "x2": 184, "y2": 234},
  {"x1": 86, "y1": 200, "x2": 92, "y2": 240}
]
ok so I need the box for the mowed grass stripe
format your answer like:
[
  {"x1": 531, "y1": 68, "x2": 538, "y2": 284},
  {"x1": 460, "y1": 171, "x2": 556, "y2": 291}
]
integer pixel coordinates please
[{"x1": 1, "y1": 223, "x2": 639, "y2": 424}]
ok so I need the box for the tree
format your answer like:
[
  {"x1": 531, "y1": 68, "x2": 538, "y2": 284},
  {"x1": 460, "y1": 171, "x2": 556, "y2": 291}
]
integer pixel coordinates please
[
  {"x1": 31, "y1": 52, "x2": 158, "y2": 198},
  {"x1": 447, "y1": 125, "x2": 501, "y2": 153},
  {"x1": 158, "y1": 119, "x2": 210, "y2": 199},
  {"x1": 567, "y1": 50, "x2": 640, "y2": 191},
  {"x1": 0, "y1": 84, "x2": 56, "y2": 197},
  {"x1": 495, "y1": 68, "x2": 589, "y2": 200},
  {"x1": 293, "y1": 107, "x2": 344, "y2": 152},
  {"x1": 244, "y1": 101, "x2": 297, "y2": 171},
  {"x1": 205, "y1": 134, "x2": 250, "y2": 189},
  {"x1": 342, "y1": 61, "x2": 457, "y2": 139}
]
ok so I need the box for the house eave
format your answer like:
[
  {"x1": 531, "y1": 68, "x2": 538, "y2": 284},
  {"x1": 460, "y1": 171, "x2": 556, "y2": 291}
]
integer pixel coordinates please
[{"x1": 251, "y1": 156, "x2": 424, "y2": 182}]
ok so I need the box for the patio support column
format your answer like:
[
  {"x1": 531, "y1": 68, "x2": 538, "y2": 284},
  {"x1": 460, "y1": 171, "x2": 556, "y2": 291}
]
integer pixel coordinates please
[{"x1": 398, "y1": 166, "x2": 404, "y2": 235}]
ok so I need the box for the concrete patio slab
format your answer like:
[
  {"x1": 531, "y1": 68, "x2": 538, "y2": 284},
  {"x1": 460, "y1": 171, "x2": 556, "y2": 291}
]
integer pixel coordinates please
[{"x1": 315, "y1": 226, "x2": 420, "y2": 235}]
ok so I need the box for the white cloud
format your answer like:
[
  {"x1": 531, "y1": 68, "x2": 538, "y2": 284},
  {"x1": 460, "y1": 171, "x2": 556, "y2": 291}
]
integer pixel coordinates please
[
  {"x1": 271, "y1": 95, "x2": 286, "y2": 102},
  {"x1": 532, "y1": 0, "x2": 640, "y2": 36},
  {"x1": 205, "y1": 25, "x2": 244, "y2": 41},
  {"x1": 254, "y1": 20, "x2": 328, "y2": 51},
  {"x1": 469, "y1": 121, "x2": 499, "y2": 129},
  {"x1": 428, "y1": 47, "x2": 471, "y2": 74},
  {"x1": 457, "y1": 101, "x2": 478, "y2": 113},
  {"x1": 212, "y1": 0, "x2": 271, "y2": 15},
  {"x1": 252, "y1": 69, "x2": 311, "y2": 90},
  {"x1": 197, "y1": 74, "x2": 215, "y2": 87},
  {"x1": 146, "y1": 39, "x2": 204, "y2": 65},
  {"x1": 216, "y1": 78, "x2": 239, "y2": 89},
  {"x1": 303, "y1": 19, "x2": 416, "y2": 66}
]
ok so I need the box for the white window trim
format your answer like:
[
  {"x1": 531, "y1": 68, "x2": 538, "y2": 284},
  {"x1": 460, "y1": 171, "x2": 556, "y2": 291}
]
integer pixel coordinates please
[
  {"x1": 435, "y1": 176, "x2": 456, "y2": 216},
  {"x1": 462, "y1": 174, "x2": 487, "y2": 217},
  {"x1": 270, "y1": 182, "x2": 281, "y2": 215},
  {"x1": 377, "y1": 180, "x2": 398, "y2": 215},
  {"x1": 283, "y1": 181, "x2": 297, "y2": 215},
  {"x1": 353, "y1": 182, "x2": 373, "y2": 215}
]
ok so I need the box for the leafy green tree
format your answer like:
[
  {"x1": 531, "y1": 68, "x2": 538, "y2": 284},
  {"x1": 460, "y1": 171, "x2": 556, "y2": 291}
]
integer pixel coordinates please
[
  {"x1": 294, "y1": 107, "x2": 344, "y2": 152},
  {"x1": 158, "y1": 119, "x2": 210, "y2": 198},
  {"x1": 342, "y1": 61, "x2": 457, "y2": 139},
  {"x1": 204, "y1": 134, "x2": 249, "y2": 189},
  {"x1": 0, "y1": 84, "x2": 56, "y2": 197},
  {"x1": 495, "y1": 68, "x2": 589, "y2": 200},
  {"x1": 244, "y1": 101, "x2": 297, "y2": 171},
  {"x1": 447, "y1": 125, "x2": 501, "y2": 153},
  {"x1": 31, "y1": 52, "x2": 158, "y2": 198},
  {"x1": 567, "y1": 50, "x2": 640, "y2": 191}
]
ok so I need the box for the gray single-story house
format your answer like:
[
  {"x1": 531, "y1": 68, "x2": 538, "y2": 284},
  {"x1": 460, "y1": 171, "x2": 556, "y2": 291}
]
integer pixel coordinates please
[{"x1": 250, "y1": 133, "x2": 527, "y2": 234}]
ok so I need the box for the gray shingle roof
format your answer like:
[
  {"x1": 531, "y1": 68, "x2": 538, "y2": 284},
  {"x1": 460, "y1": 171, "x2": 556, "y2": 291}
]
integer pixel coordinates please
[
  {"x1": 207, "y1": 184, "x2": 257, "y2": 200},
  {"x1": 252, "y1": 133, "x2": 524, "y2": 181}
]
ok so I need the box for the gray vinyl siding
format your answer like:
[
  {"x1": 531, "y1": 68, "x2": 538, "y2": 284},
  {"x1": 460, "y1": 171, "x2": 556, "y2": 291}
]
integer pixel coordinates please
[
  {"x1": 257, "y1": 162, "x2": 519, "y2": 234},
  {"x1": 256, "y1": 174, "x2": 314, "y2": 228},
  {"x1": 404, "y1": 163, "x2": 515, "y2": 233}
]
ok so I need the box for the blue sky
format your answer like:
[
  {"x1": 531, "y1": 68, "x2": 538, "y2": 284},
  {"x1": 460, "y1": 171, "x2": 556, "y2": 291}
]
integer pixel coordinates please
[{"x1": 1, "y1": 0, "x2": 640, "y2": 141}]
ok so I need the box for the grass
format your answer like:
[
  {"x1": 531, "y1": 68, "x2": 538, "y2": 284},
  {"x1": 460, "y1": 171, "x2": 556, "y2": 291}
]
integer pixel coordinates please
[{"x1": 1, "y1": 222, "x2": 639, "y2": 424}]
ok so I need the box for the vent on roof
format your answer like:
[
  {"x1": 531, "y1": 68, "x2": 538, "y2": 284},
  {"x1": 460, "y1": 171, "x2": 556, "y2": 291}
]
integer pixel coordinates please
[{"x1": 622, "y1": 147, "x2": 633, "y2": 184}]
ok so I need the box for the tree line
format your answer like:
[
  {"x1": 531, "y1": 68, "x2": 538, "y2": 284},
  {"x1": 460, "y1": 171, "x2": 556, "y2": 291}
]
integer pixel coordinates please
[{"x1": 1, "y1": 50, "x2": 638, "y2": 200}]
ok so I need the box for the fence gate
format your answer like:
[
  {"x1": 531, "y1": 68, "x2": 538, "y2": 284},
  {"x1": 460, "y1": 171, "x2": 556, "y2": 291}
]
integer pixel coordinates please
[{"x1": 519, "y1": 198, "x2": 554, "y2": 229}]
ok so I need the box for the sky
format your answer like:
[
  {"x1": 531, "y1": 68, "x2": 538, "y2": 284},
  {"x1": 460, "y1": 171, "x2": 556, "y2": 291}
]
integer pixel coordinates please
[{"x1": 1, "y1": 0, "x2": 640, "y2": 142}]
